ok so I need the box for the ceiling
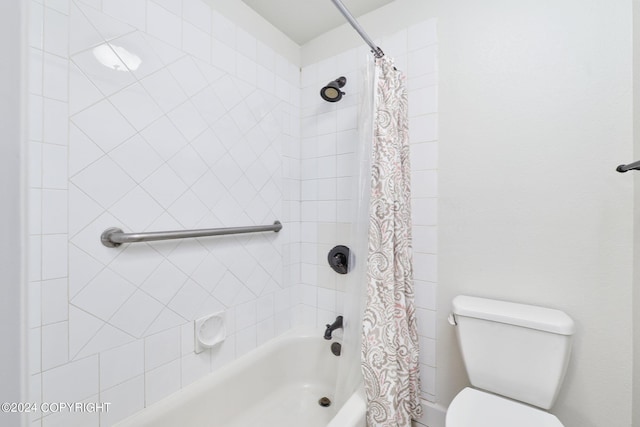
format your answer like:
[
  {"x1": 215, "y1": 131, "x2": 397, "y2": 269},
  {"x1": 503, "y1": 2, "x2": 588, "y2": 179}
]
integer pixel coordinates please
[{"x1": 240, "y1": 0, "x2": 395, "y2": 45}]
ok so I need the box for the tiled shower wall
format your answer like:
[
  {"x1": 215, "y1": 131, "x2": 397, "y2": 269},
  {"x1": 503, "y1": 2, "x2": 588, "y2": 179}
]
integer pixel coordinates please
[
  {"x1": 296, "y1": 20, "x2": 439, "y2": 403},
  {"x1": 27, "y1": 0, "x2": 299, "y2": 425}
]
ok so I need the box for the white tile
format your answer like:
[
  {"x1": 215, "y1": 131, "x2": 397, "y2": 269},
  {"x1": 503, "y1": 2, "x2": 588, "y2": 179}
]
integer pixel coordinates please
[
  {"x1": 69, "y1": 63, "x2": 104, "y2": 118},
  {"x1": 42, "y1": 144, "x2": 67, "y2": 190},
  {"x1": 190, "y1": 86, "x2": 227, "y2": 126},
  {"x1": 30, "y1": 1, "x2": 44, "y2": 49},
  {"x1": 181, "y1": 352, "x2": 210, "y2": 387},
  {"x1": 28, "y1": 141, "x2": 43, "y2": 189},
  {"x1": 145, "y1": 359, "x2": 180, "y2": 405},
  {"x1": 69, "y1": 211, "x2": 121, "y2": 266},
  {"x1": 44, "y1": 7, "x2": 68, "y2": 57},
  {"x1": 68, "y1": 184, "x2": 103, "y2": 238},
  {"x1": 141, "y1": 261, "x2": 188, "y2": 305},
  {"x1": 211, "y1": 76, "x2": 242, "y2": 111},
  {"x1": 146, "y1": 2, "x2": 181, "y2": 47},
  {"x1": 42, "y1": 355, "x2": 98, "y2": 403},
  {"x1": 235, "y1": 325, "x2": 256, "y2": 356},
  {"x1": 43, "y1": 98, "x2": 68, "y2": 145},
  {"x1": 411, "y1": 170, "x2": 438, "y2": 198},
  {"x1": 235, "y1": 300, "x2": 256, "y2": 331},
  {"x1": 42, "y1": 321, "x2": 68, "y2": 370},
  {"x1": 76, "y1": 1, "x2": 134, "y2": 41},
  {"x1": 256, "y1": 293, "x2": 274, "y2": 321},
  {"x1": 108, "y1": 243, "x2": 164, "y2": 287},
  {"x1": 110, "y1": 291, "x2": 165, "y2": 337},
  {"x1": 111, "y1": 31, "x2": 166, "y2": 80},
  {"x1": 168, "y1": 280, "x2": 209, "y2": 321},
  {"x1": 413, "y1": 225, "x2": 437, "y2": 254},
  {"x1": 213, "y1": 272, "x2": 241, "y2": 307},
  {"x1": 191, "y1": 254, "x2": 226, "y2": 293},
  {"x1": 109, "y1": 134, "x2": 163, "y2": 184},
  {"x1": 416, "y1": 308, "x2": 436, "y2": 339},
  {"x1": 41, "y1": 278, "x2": 68, "y2": 324},
  {"x1": 236, "y1": 54, "x2": 257, "y2": 86},
  {"x1": 100, "y1": 340, "x2": 144, "y2": 390},
  {"x1": 109, "y1": 83, "x2": 163, "y2": 131},
  {"x1": 165, "y1": 240, "x2": 207, "y2": 275},
  {"x1": 140, "y1": 116, "x2": 187, "y2": 161},
  {"x1": 408, "y1": 19, "x2": 437, "y2": 51},
  {"x1": 167, "y1": 56, "x2": 208, "y2": 97},
  {"x1": 409, "y1": 114, "x2": 438, "y2": 143},
  {"x1": 71, "y1": 268, "x2": 136, "y2": 321},
  {"x1": 42, "y1": 190, "x2": 68, "y2": 234},
  {"x1": 412, "y1": 197, "x2": 437, "y2": 226},
  {"x1": 183, "y1": 22, "x2": 210, "y2": 62},
  {"x1": 182, "y1": 0, "x2": 211, "y2": 33},
  {"x1": 167, "y1": 191, "x2": 208, "y2": 229},
  {"x1": 101, "y1": 0, "x2": 146, "y2": 30},
  {"x1": 410, "y1": 142, "x2": 438, "y2": 171},
  {"x1": 408, "y1": 45, "x2": 437, "y2": 78},
  {"x1": 109, "y1": 186, "x2": 164, "y2": 232},
  {"x1": 414, "y1": 280, "x2": 436, "y2": 311},
  {"x1": 142, "y1": 32, "x2": 186, "y2": 65},
  {"x1": 99, "y1": 375, "x2": 144, "y2": 426},
  {"x1": 74, "y1": 323, "x2": 134, "y2": 359},
  {"x1": 67, "y1": 244, "x2": 103, "y2": 298},
  {"x1": 69, "y1": 3, "x2": 104, "y2": 55},
  {"x1": 29, "y1": 94, "x2": 43, "y2": 141},
  {"x1": 256, "y1": 317, "x2": 274, "y2": 346},
  {"x1": 145, "y1": 327, "x2": 181, "y2": 370},
  {"x1": 150, "y1": 0, "x2": 181, "y2": 15},
  {"x1": 71, "y1": 47, "x2": 136, "y2": 98},
  {"x1": 141, "y1": 165, "x2": 187, "y2": 208},
  {"x1": 191, "y1": 171, "x2": 226, "y2": 210},
  {"x1": 145, "y1": 309, "x2": 185, "y2": 336},
  {"x1": 140, "y1": 68, "x2": 188, "y2": 113},
  {"x1": 413, "y1": 253, "x2": 437, "y2": 283},
  {"x1": 211, "y1": 10, "x2": 235, "y2": 47},
  {"x1": 42, "y1": 234, "x2": 68, "y2": 280},
  {"x1": 167, "y1": 101, "x2": 208, "y2": 142},
  {"x1": 70, "y1": 155, "x2": 136, "y2": 208},
  {"x1": 43, "y1": 53, "x2": 68, "y2": 102},
  {"x1": 68, "y1": 307, "x2": 103, "y2": 359},
  {"x1": 409, "y1": 85, "x2": 438, "y2": 117},
  {"x1": 71, "y1": 99, "x2": 136, "y2": 153}
]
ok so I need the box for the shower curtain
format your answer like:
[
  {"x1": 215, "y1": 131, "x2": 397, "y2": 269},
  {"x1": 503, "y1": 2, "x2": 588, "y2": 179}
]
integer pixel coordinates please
[{"x1": 361, "y1": 57, "x2": 422, "y2": 426}]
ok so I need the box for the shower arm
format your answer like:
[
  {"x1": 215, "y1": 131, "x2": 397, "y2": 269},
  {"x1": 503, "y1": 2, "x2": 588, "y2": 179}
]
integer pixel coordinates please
[
  {"x1": 330, "y1": 0, "x2": 385, "y2": 59},
  {"x1": 616, "y1": 160, "x2": 640, "y2": 173}
]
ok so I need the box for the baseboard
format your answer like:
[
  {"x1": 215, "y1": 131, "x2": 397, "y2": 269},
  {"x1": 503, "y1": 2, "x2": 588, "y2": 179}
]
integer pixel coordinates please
[{"x1": 413, "y1": 399, "x2": 447, "y2": 427}]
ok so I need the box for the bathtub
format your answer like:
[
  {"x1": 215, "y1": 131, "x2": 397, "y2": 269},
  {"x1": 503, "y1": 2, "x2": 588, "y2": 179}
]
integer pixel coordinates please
[{"x1": 115, "y1": 328, "x2": 366, "y2": 427}]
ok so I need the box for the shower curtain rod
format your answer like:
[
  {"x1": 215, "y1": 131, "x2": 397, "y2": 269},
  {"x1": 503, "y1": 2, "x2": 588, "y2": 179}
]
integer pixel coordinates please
[{"x1": 330, "y1": 0, "x2": 385, "y2": 58}]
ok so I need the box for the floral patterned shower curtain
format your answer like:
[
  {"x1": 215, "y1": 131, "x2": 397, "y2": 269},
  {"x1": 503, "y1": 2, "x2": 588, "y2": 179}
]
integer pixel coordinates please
[{"x1": 361, "y1": 57, "x2": 422, "y2": 427}]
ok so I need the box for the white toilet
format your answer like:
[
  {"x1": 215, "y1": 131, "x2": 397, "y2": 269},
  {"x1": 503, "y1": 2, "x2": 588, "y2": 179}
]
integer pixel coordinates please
[{"x1": 446, "y1": 295, "x2": 575, "y2": 427}]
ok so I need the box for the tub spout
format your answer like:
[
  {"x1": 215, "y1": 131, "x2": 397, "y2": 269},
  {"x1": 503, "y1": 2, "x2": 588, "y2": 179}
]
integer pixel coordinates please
[{"x1": 324, "y1": 316, "x2": 343, "y2": 340}]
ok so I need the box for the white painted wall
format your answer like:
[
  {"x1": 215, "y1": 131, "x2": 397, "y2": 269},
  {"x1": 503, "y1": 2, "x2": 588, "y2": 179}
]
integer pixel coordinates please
[
  {"x1": 0, "y1": 0, "x2": 27, "y2": 426},
  {"x1": 304, "y1": 1, "x2": 635, "y2": 426},
  {"x1": 437, "y1": 1, "x2": 634, "y2": 427}
]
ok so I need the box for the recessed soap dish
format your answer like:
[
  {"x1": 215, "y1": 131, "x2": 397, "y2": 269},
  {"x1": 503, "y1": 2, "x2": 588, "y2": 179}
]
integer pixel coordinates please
[{"x1": 194, "y1": 311, "x2": 225, "y2": 354}]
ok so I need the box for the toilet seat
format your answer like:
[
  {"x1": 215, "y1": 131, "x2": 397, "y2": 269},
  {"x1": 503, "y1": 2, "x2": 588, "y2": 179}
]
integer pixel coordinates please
[{"x1": 446, "y1": 388, "x2": 565, "y2": 427}]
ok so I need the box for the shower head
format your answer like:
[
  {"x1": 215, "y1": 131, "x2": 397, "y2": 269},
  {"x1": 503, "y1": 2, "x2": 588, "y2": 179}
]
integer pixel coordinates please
[{"x1": 320, "y1": 77, "x2": 347, "y2": 102}]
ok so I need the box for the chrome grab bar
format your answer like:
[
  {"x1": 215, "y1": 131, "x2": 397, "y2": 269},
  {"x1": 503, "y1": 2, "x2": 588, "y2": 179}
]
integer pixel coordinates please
[
  {"x1": 616, "y1": 160, "x2": 640, "y2": 173},
  {"x1": 100, "y1": 221, "x2": 283, "y2": 248}
]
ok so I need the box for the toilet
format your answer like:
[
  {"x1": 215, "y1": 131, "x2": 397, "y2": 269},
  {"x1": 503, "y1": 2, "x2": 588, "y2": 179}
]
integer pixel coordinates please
[{"x1": 446, "y1": 295, "x2": 575, "y2": 427}]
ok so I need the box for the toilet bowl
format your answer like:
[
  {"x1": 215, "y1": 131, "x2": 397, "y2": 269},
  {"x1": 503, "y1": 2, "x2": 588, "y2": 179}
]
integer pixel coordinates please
[
  {"x1": 445, "y1": 296, "x2": 574, "y2": 427},
  {"x1": 446, "y1": 388, "x2": 564, "y2": 427}
]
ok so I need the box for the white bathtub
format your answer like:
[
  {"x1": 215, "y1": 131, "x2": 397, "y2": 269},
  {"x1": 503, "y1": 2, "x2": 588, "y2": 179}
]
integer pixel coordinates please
[{"x1": 115, "y1": 328, "x2": 366, "y2": 427}]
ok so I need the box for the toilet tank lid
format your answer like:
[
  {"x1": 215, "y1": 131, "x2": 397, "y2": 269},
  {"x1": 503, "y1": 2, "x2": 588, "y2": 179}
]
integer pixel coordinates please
[{"x1": 452, "y1": 296, "x2": 575, "y2": 335}]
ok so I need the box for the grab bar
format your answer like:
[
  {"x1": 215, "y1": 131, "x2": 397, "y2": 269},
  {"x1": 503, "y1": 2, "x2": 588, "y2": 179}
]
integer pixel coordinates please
[
  {"x1": 616, "y1": 160, "x2": 640, "y2": 173},
  {"x1": 100, "y1": 221, "x2": 283, "y2": 248}
]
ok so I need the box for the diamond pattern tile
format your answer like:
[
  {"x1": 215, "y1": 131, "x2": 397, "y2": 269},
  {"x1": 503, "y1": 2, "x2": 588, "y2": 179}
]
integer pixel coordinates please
[{"x1": 36, "y1": 0, "x2": 290, "y2": 379}]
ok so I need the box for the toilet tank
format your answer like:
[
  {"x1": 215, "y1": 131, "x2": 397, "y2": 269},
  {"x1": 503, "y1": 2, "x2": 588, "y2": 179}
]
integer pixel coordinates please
[{"x1": 451, "y1": 296, "x2": 575, "y2": 410}]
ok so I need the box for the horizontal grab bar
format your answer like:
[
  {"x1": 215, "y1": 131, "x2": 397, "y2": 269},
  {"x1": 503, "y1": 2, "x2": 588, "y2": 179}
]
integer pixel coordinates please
[
  {"x1": 100, "y1": 221, "x2": 283, "y2": 248},
  {"x1": 616, "y1": 160, "x2": 640, "y2": 173}
]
